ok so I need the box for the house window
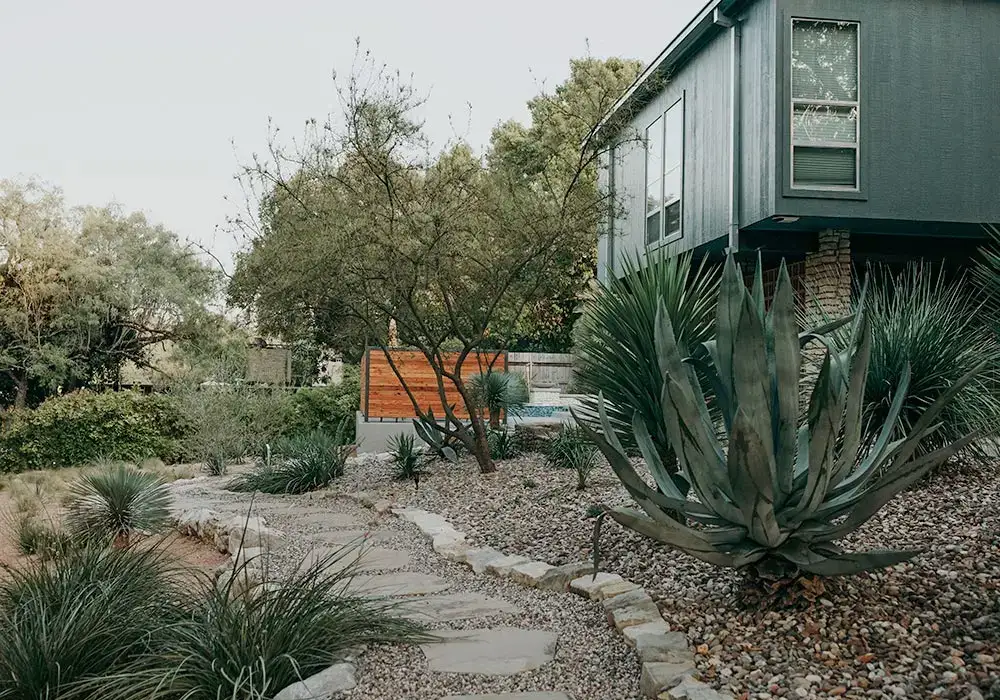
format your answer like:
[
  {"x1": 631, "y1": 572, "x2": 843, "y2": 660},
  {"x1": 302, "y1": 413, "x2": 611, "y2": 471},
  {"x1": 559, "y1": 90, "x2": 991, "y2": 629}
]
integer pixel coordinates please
[
  {"x1": 791, "y1": 19, "x2": 859, "y2": 189},
  {"x1": 645, "y1": 97, "x2": 684, "y2": 245}
]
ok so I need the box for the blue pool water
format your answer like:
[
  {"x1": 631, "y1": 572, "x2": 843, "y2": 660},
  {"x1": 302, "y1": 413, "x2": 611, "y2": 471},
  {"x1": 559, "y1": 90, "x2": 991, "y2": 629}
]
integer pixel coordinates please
[{"x1": 521, "y1": 405, "x2": 568, "y2": 418}]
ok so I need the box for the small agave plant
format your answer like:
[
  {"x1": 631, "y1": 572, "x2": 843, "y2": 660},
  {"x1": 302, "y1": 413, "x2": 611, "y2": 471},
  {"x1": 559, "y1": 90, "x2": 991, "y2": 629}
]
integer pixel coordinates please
[{"x1": 578, "y1": 254, "x2": 985, "y2": 579}]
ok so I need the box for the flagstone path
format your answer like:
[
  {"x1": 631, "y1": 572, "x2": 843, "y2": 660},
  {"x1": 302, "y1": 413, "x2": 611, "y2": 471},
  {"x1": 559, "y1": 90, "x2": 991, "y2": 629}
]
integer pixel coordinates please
[{"x1": 168, "y1": 475, "x2": 642, "y2": 699}]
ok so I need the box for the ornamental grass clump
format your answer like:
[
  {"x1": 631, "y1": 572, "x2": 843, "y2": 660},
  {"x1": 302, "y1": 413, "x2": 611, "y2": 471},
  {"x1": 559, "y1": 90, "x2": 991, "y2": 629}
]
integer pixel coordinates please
[
  {"x1": 579, "y1": 254, "x2": 986, "y2": 585},
  {"x1": 228, "y1": 423, "x2": 351, "y2": 495}
]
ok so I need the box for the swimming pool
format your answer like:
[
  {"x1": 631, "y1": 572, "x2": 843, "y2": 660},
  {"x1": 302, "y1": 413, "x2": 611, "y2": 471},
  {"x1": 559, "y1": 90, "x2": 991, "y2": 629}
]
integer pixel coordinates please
[{"x1": 520, "y1": 405, "x2": 569, "y2": 418}]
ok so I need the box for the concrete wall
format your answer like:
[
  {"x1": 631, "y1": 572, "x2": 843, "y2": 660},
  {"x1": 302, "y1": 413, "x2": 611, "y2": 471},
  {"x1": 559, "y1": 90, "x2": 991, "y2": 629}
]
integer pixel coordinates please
[{"x1": 355, "y1": 412, "x2": 416, "y2": 454}]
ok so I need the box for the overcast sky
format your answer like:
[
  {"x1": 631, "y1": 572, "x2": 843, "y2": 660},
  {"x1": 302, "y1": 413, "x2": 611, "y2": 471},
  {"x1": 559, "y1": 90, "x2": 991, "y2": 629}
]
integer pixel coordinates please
[{"x1": 1, "y1": 0, "x2": 704, "y2": 270}]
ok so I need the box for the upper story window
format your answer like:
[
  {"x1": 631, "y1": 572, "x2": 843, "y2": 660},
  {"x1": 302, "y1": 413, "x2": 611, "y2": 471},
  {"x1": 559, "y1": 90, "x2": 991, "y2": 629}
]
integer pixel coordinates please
[
  {"x1": 645, "y1": 96, "x2": 684, "y2": 246},
  {"x1": 791, "y1": 19, "x2": 859, "y2": 190}
]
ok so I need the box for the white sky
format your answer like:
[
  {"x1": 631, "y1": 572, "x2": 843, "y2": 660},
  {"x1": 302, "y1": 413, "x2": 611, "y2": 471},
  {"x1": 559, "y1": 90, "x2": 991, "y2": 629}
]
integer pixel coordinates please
[{"x1": 1, "y1": 0, "x2": 705, "y2": 271}]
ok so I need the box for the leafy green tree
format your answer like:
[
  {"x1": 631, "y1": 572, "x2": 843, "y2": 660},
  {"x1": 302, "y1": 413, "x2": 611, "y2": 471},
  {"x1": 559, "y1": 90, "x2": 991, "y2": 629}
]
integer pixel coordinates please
[
  {"x1": 488, "y1": 57, "x2": 641, "y2": 350},
  {"x1": 231, "y1": 51, "x2": 640, "y2": 473},
  {"x1": 0, "y1": 179, "x2": 223, "y2": 408}
]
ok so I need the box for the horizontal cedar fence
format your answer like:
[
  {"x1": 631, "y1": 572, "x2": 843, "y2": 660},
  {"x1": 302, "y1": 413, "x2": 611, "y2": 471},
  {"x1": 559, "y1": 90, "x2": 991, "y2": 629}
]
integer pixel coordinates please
[{"x1": 362, "y1": 348, "x2": 507, "y2": 420}]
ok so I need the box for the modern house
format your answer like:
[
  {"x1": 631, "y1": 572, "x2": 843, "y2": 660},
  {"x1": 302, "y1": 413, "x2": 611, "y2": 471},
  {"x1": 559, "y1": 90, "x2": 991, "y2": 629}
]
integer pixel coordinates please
[{"x1": 592, "y1": 0, "x2": 1000, "y2": 310}]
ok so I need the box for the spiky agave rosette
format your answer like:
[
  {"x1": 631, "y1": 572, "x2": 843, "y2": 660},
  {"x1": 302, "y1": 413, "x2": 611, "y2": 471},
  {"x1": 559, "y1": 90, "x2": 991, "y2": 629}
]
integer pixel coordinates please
[{"x1": 576, "y1": 254, "x2": 985, "y2": 579}]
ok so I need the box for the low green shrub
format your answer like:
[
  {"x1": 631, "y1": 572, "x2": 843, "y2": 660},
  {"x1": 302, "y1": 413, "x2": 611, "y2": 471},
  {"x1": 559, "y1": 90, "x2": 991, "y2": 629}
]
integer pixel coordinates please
[
  {"x1": 545, "y1": 425, "x2": 600, "y2": 490},
  {"x1": 284, "y1": 366, "x2": 360, "y2": 442},
  {"x1": 388, "y1": 433, "x2": 423, "y2": 482},
  {"x1": 10, "y1": 513, "x2": 74, "y2": 559},
  {"x1": 172, "y1": 385, "x2": 292, "y2": 466},
  {"x1": 487, "y1": 427, "x2": 524, "y2": 460},
  {"x1": 228, "y1": 424, "x2": 351, "y2": 494},
  {"x1": 65, "y1": 466, "x2": 173, "y2": 544},
  {"x1": 0, "y1": 390, "x2": 187, "y2": 473}
]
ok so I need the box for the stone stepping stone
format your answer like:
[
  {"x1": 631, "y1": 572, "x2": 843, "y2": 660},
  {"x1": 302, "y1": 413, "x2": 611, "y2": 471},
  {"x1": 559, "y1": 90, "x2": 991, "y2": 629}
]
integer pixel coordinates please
[
  {"x1": 299, "y1": 546, "x2": 410, "y2": 574},
  {"x1": 281, "y1": 510, "x2": 367, "y2": 528},
  {"x1": 421, "y1": 627, "x2": 558, "y2": 676},
  {"x1": 399, "y1": 592, "x2": 520, "y2": 622},
  {"x1": 347, "y1": 572, "x2": 452, "y2": 597},
  {"x1": 440, "y1": 694, "x2": 572, "y2": 700},
  {"x1": 307, "y1": 529, "x2": 393, "y2": 545}
]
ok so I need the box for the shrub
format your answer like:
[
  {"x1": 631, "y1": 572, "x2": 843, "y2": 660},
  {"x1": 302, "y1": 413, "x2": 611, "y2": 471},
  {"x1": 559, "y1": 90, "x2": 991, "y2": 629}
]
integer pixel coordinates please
[
  {"x1": 0, "y1": 544, "x2": 185, "y2": 698},
  {"x1": 284, "y1": 366, "x2": 361, "y2": 442},
  {"x1": 582, "y1": 256, "x2": 984, "y2": 586},
  {"x1": 574, "y1": 250, "x2": 718, "y2": 491},
  {"x1": 545, "y1": 425, "x2": 600, "y2": 489},
  {"x1": 0, "y1": 390, "x2": 187, "y2": 473},
  {"x1": 65, "y1": 465, "x2": 173, "y2": 544},
  {"x1": 855, "y1": 264, "x2": 1000, "y2": 461},
  {"x1": 10, "y1": 513, "x2": 74, "y2": 559},
  {"x1": 469, "y1": 371, "x2": 529, "y2": 428},
  {"x1": 228, "y1": 424, "x2": 351, "y2": 494},
  {"x1": 388, "y1": 433, "x2": 423, "y2": 482},
  {"x1": 172, "y1": 384, "x2": 292, "y2": 466},
  {"x1": 487, "y1": 427, "x2": 524, "y2": 460}
]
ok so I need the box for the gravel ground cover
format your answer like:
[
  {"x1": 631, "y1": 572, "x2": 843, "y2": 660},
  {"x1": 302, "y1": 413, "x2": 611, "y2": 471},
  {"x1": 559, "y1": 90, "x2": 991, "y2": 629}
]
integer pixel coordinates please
[
  {"x1": 171, "y1": 474, "x2": 642, "y2": 699},
  {"x1": 337, "y1": 452, "x2": 1000, "y2": 699}
]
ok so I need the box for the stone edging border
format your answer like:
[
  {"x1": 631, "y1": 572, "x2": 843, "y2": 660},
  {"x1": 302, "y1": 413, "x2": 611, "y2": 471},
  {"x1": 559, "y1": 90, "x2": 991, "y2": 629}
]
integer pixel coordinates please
[{"x1": 347, "y1": 492, "x2": 732, "y2": 700}]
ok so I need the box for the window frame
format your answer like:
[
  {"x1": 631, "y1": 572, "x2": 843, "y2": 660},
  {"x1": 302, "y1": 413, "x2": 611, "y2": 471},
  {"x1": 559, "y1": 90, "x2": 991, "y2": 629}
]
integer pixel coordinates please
[
  {"x1": 782, "y1": 13, "x2": 868, "y2": 201},
  {"x1": 643, "y1": 93, "x2": 685, "y2": 248}
]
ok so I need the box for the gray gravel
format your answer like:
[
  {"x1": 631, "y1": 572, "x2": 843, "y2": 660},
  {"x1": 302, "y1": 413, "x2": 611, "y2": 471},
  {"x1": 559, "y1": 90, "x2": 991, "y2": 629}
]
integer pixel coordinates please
[
  {"x1": 171, "y1": 471, "x2": 642, "y2": 700},
  {"x1": 337, "y1": 453, "x2": 1000, "y2": 699}
]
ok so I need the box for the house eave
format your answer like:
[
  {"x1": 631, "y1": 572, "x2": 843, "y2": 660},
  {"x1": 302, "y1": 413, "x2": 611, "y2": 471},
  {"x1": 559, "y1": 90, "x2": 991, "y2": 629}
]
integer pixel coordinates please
[{"x1": 585, "y1": 0, "x2": 750, "y2": 148}]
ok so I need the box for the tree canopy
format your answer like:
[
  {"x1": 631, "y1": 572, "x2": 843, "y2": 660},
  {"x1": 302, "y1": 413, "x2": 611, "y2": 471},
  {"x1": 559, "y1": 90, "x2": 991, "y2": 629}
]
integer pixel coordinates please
[{"x1": 0, "y1": 179, "x2": 223, "y2": 407}]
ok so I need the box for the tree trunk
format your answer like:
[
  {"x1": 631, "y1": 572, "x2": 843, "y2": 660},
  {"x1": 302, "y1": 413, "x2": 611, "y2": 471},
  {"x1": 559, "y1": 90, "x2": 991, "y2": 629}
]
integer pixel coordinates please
[
  {"x1": 12, "y1": 372, "x2": 28, "y2": 410},
  {"x1": 469, "y1": 413, "x2": 496, "y2": 473}
]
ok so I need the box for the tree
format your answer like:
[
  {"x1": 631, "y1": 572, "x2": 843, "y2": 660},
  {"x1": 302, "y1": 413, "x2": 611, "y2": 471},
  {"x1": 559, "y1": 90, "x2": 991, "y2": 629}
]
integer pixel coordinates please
[
  {"x1": 231, "y1": 50, "x2": 640, "y2": 473},
  {"x1": 487, "y1": 57, "x2": 641, "y2": 350},
  {"x1": 0, "y1": 179, "x2": 223, "y2": 408}
]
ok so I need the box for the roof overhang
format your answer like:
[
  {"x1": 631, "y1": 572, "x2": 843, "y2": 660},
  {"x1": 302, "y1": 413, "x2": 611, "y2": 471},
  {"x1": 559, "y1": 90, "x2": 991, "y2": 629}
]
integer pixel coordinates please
[{"x1": 585, "y1": 0, "x2": 748, "y2": 149}]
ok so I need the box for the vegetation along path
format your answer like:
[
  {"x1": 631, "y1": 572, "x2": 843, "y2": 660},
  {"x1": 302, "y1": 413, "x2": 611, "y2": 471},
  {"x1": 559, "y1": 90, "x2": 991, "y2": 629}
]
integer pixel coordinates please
[{"x1": 168, "y1": 472, "x2": 641, "y2": 700}]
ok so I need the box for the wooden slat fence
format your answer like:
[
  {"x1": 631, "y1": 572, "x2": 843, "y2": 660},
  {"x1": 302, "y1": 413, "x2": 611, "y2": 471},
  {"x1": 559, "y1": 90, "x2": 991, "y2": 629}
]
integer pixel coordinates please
[{"x1": 362, "y1": 349, "x2": 507, "y2": 420}]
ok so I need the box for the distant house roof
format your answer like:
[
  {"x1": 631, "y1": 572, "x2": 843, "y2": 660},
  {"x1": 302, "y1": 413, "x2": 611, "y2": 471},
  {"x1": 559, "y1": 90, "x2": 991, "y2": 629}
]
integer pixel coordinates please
[{"x1": 587, "y1": 0, "x2": 746, "y2": 147}]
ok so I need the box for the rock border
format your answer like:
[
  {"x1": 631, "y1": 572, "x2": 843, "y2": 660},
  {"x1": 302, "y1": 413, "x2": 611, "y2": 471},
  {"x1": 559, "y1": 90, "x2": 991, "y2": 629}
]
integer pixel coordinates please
[{"x1": 349, "y1": 491, "x2": 732, "y2": 700}]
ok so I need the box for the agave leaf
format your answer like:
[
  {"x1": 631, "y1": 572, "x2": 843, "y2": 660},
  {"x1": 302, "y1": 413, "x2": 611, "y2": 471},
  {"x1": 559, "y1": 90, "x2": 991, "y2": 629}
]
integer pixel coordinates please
[
  {"x1": 732, "y1": 284, "x2": 776, "y2": 487},
  {"x1": 441, "y1": 446, "x2": 458, "y2": 463},
  {"x1": 573, "y1": 403, "x2": 724, "y2": 525},
  {"x1": 632, "y1": 411, "x2": 685, "y2": 500},
  {"x1": 607, "y1": 507, "x2": 767, "y2": 568},
  {"x1": 686, "y1": 353, "x2": 733, "y2": 431},
  {"x1": 783, "y1": 543, "x2": 920, "y2": 576},
  {"x1": 799, "y1": 316, "x2": 853, "y2": 348},
  {"x1": 770, "y1": 261, "x2": 800, "y2": 502},
  {"x1": 715, "y1": 255, "x2": 743, "y2": 411},
  {"x1": 728, "y1": 409, "x2": 783, "y2": 547},
  {"x1": 750, "y1": 252, "x2": 765, "y2": 318}
]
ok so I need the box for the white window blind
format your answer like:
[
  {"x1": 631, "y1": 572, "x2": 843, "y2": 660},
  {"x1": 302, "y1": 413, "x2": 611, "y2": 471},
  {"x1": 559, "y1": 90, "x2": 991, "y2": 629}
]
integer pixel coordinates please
[{"x1": 791, "y1": 20, "x2": 859, "y2": 189}]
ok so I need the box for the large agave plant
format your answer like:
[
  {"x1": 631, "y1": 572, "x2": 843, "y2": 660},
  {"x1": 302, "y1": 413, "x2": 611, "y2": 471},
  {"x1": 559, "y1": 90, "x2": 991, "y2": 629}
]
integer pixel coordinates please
[{"x1": 578, "y1": 255, "x2": 985, "y2": 578}]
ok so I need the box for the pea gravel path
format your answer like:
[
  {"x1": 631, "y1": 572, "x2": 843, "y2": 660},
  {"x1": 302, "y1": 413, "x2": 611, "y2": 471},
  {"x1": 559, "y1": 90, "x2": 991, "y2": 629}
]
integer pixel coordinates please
[{"x1": 168, "y1": 472, "x2": 642, "y2": 700}]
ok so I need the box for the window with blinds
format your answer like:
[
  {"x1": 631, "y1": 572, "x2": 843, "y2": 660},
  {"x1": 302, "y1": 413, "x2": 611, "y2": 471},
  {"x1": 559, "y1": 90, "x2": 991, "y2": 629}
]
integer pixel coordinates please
[
  {"x1": 644, "y1": 96, "x2": 684, "y2": 246},
  {"x1": 791, "y1": 19, "x2": 859, "y2": 189}
]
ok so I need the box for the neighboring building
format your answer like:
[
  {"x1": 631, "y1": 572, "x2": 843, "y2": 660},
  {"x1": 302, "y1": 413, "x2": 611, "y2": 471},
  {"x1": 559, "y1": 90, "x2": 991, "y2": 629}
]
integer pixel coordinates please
[{"x1": 593, "y1": 0, "x2": 1000, "y2": 310}]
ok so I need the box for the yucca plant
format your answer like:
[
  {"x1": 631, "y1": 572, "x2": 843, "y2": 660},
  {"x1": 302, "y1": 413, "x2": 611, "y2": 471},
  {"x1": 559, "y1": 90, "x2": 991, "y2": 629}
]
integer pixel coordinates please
[
  {"x1": 65, "y1": 465, "x2": 172, "y2": 545},
  {"x1": 857, "y1": 263, "x2": 1000, "y2": 461},
  {"x1": 469, "y1": 371, "x2": 529, "y2": 428},
  {"x1": 579, "y1": 254, "x2": 985, "y2": 581},
  {"x1": 228, "y1": 424, "x2": 351, "y2": 495},
  {"x1": 545, "y1": 425, "x2": 601, "y2": 490},
  {"x1": 575, "y1": 249, "x2": 719, "y2": 491},
  {"x1": 388, "y1": 432, "x2": 424, "y2": 482}
]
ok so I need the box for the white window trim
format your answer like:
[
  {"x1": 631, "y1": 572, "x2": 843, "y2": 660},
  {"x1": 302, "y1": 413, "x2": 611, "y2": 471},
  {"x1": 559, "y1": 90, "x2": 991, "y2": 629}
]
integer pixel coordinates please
[
  {"x1": 789, "y1": 18, "x2": 861, "y2": 192},
  {"x1": 644, "y1": 94, "x2": 685, "y2": 247}
]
